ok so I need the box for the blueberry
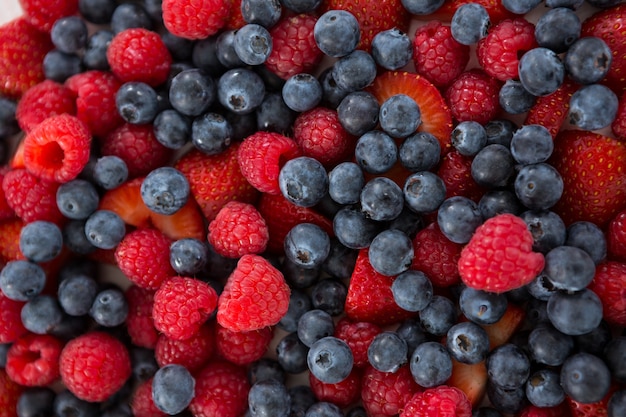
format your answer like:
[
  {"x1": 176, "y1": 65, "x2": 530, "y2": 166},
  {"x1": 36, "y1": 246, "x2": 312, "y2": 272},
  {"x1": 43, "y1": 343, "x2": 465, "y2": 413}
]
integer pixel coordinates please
[
  {"x1": 276, "y1": 332, "x2": 309, "y2": 374},
  {"x1": 419, "y1": 295, "x2": 457, "y2": 336},
  {"x1": 452, "y1": 121, "x2": 487, "y2": 156},
  {"x1": 451, "y1": 3, "x2": 490, "y2": 45},
  {"x1": 510, "y1": 124, "x2": 553, "y2": 165},
  {"x1": 534, "y1": 8, "x2": 581, "y2": 53},
  {"x1": 130, "y1": 347, "x2": 158, "y2": 382},
  {"x1": 514, "y1": 163, "x2": 564, "y2": 211},
  {"x1": 355, "y1": 130, "x2": 398, "y2": 175},
  {"x1": 371, "y1": 28, "x2": 413, "y2": 70},
  {"x1": 234, "y1": 23, "x2": 273, "y2": 66},
  {"x1": 446, "y1": 321, "x2": 490, "y2": 364},
  {"x1": 191, "y1": 112, "x2": 233, "y2": 154},
  {"x1": 169, "y1": 238, "x2": 208, "y2": 276},
  {"x1": 459, "y1": 287, "x2": 508, "y2": 325},
  {"x1": 297, "y1": 309, "x2": 334, "y2": 348},
  {"x1": 84, "y1": 210, "x2": 126, "y2": 250},
  {"x1": 545, "y1": 0, "x2": 584, "y2": 7},
  {"x1": 282, "y1": 73, "x2": 322, "y2": 113},
  {"x1": 0, "y1": 97, "x2": 18, "y2": 140},
  {"x1": 56, "y1": 179, "x2": 100, "y2": 220},
  {"x1": 44, "y1": 50, "x2": 83, "y2": 82},
  {"x1": 314, "y1": 10, "x2": 360, "y2": 58},
  {"x1": 574, "y1": 319, "x2": 612, "y2": 356},
  {"x1": 546, "y1": 289, "x2": 603, "y2": 336},
  {"x1": 486, "y1": 344, "x2": 531, "y2": 389},
  {"x1": 502, "y1": 0, "x2": 542, "y2": 14},
  {"x1": 248, "y1": 379, "x2": 291, "y2": 417},
  {"x1": 473, "y1": 407, "x2": 504, "y2": 417},
  {"x1": 409, "y1": 341, "x2": 453, "y2": 388},
  {"x1": 568, "y1": 83, "x2": 619, "y2": 131},
  {"x1": 311, "y1": 278, "x2": 347, "y2": 316},
  {"x1": 485, "y1": 119, "x2": 517, "y2": 147},
  {"x1": 288, "y1": 385, "x2": 316, "y2": 417},
  {"x1": 360, "y1": 177, "x2": 404, "y2": 221},
  {"x1": 526, "y1": 273, "x2": 557, "y2": 302},
  {"x1": 53, "y1": 389, "x2": 99, "y2": 417},
  {"x1": 21, "y1": 295, "x2": 64, "y2": 335},
  {"x1": 17, "y1": 387, "x2": 56, "y2": 417},
  {"x1": 161, "y1": 32, "x2": 194, "y2": 62},
  {"x1": 141, "y1": 167, "x2": 190, "y2": 215},
  {"x1": 602, "y1": 336, "x2": 626, "y2": 383},
  {"x1": 279, "y1": 289, "x2": 312, "y2": 333},
  {"x1": 241, "y1": 0, "x2": 282, "y2": 27},
  {"x1": 78, "y1": 0, "x2": 116, "y2": 24},
  {"x1": 396, "y1": 318, "x2": 428, "y2": 355},
  {"x1": 564, "y1": 36, "x2": 612, "y2": 84},
  {"x1": 153, "y1": 109, "x2": 191, "y2": 150},
  {"x1": 544, "y1": 245, "x2": 596, "y2": 291},
  {"x1": 518, "y1": 47, "x2": 565, "y2": 97},
  {"x1": 51, "y1": 16, "x2": 88, "y2": 54},
  {"x1": 565, "y1": 221, "x2": 607, "y2": 264},
  {"x1": 486, "y1": 383, "x2": 527, "y2": 415},
  {"x1": 0, "y1": 260, "x2": 46, "y2": 302},
  {"x1": 332, "y1": 206, "x2": 382, "y2": 249},
  {"x1": 192, "y1": 35, "x2": 225, "y2": 76},
  {"x1": 336, "y1": 91, "x2": 379, "y2": 137},
  {"x1": 248, "y1": 358, "x2": 286, "y2": 385},
  {"x1": 19, "y1": 220, "x2": 63, "y2": 263},
  {"x1": 307, "y1": 336, "x2": 353, "y2": 384},
  {"x1": 437, "y1": 196, "x2": 483, "y2": 244},
  {"x1": 169, "y1": 69, "x2": 215, "y2": 117},
  {"x1": 399, "y1": 132, "x2": 441, "y2": 172},
  {"x1": 527, "y1": 324, "x2": 573, "y2": 366},
  {"x1": 90, "y1": 287, "x2": 128, "y2": 327},
  {"x1": 282, "y1": 258, "x2": 321, "y2": 289},
  {"x1": 92, "y1": 156, "x2": 128, "y2": 190},
  {"x1": 321, "y1": 239, "x2": 358, "y2": 280},
  {"x1": 391, "y1": 270, "x2": 433, "y2": 313},
  {"x1": 256, "y1": 92, "x2": 296, "y2": 134},
  {"x1": 110, "y1": 2, "x2": 153, "y2": 33},
  {"x1": 115, "y1": 81, "x2": 159, "y2": 124},
  {"x1": 379, "y1": 94, "x2": 421, "y2": 139},
  {"x1": 284, "y1": 223, "x2": 331, "y2": 270},
  {"x1": 58, "y1": 274, "x2": 98, "y2": 316},
  {"x1": 368, "y1": 229, "x2": 414, "y2": 276},
  {"x1": 331, "y1": 50, "x2": 377, "y2": 92},
  {"x1": 471, "y1": 144, "x2": 516, "y2": 188},
  {"x1": 367, "y1": 331, "x2": 408, "y2": 373},
  {"x1": 305, "y1": 402, "x2": 343, "y2": 417},
  {"x1": 520, "y1": 210, "x2": 566, "y2": 254},
  {"x1": 561, "y1": 352, "x2": 611, "y2": 404},
  {"x1": 479, "y1": 190, "x2": 523, "y2": 219},
  {"x1": 280, "y1": 0, "x2": 321, "y2": 13},
  {"x1": 318, "y1": 67, "x2": 350, "y2": 109},
  {"x1": 499, "y1": 79, "x2": 536, "y2": 115},
  {"x1": 152, "y1": 364, "x2": 195, "y2": 415},
  {"x1": 327, "y1": 162, "x2": 364, "y2": 205},
  {"x1": 218, "y1": 68, "x2": 265, "y2": 114},
  {"x1": 609, "y1": 390, "x2": 626, "y2": 417},
  {"x1": 279, "y1": 156, "x2": 328, "y2": 208}
]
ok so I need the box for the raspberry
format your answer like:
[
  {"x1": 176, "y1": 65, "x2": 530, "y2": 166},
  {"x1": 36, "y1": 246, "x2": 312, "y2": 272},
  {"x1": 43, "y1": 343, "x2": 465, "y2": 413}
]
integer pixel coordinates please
[
  {"x1": 265, "y1": 13, "x2": 322, "y2": 80},
  {"x1": 333, "y1": 317, "x2": 382, "y2": 368},
  {"x1": 437, "y1": 149, "x2": 485, "y2": 203},
  {"x1": 293, "y1": 107, "x2": 354, "y2": 167},
  {"x1": 215, "y1": 324, "x2": 273, "y2": 365},
  {"x1": 152, "y1": 276, "x2": 218, "y2": 340},
  {"x1": 361, "y1": 364, "x2": 420, "y2": 417},
  {"x1": 309, "y1": 367, "x2": 362, "y2": 408},
  {"x1": 22, "y1": 114, "x2": 90, "y2": 183},
  {"x1": 587, "y1": 261, "x2": 626, "y2": 326},
  {"x1": 5, "y1": 333, "x2": 63, "y2": 386},
  {"x1": 155, "y1": 322, "x2": 215, "y2": 372},
  {"x1": 162, "y1": 0, "x2": 231, "y2": 40},
  {"x1": 0, "y1": 368, "x2": 23, "y2": 417},
  {"x1": 445, "y1": 69, "x2": 501, "y2": 124},
  {"x1": 217, "y1": 254, "x2": 291, "y2": 332},
  {"x1": 115, "y1": 228, "x2": 176, "y2": 290},
  {"x1": 19, "y1": 0, "x2": 79, "y2": 32},
  {"x1": 59, "y1": 331, "x2": 131, "y2": 402},
  {"x1": 413, "y1": 21, "x2": 470, "y2": 88},
  {"x1": 189, "y1": 361, "x2": 250, "y2": 417},
  {"x1": 101, "y1": 123, "x2": 171, "y2": 178},
  {"x1": 237, "y1": 131, "x2": 302, "y2": 195},
  {"x1": 208, "y1": 201, "x2": 269, "y2": 258},
  {"x1": 0, "y1": 287, "x2": 27, "y2": 344},
  {"x1": 15, "y1": 80, "x2": 76, "y2": 133},
  {"x1": 608, "y1": 210, "x2": 626, "y2": 261},
  {"x1": 106, "y1": 28, "x2": 172, "y2": 87},
  {"x1": 458, "y1": 213, "x2": 545, "y2": 293},
  {"x1": 125, "y1": 285, "x2": 158, "y2": 349},
  {"x1": 477, "y1": 18, "x2": 537, "y2": 82},
  {"x1": 400, "y1": 385, "x2": 472, "y2": 417},
  {"x1": 2, "y1": 168, "x2": 64, "y2": 224},
  {"x1": 411, "y1": 222, "x2": 464, "y2": 288},
  {"x1": 131, "y1": 377, "x2": 167, "y2": 417}
]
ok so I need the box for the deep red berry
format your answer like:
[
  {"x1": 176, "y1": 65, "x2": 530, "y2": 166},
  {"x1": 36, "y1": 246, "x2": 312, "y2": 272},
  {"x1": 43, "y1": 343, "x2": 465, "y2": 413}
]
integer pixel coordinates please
[
  {"x1": 153, "y1": 276, "x2": 218, "y2": 340},
  {"x1": 309, "y1": 367, "x2": 362, "y2": 408},
  {"x1": 224, "y1": 0, "x2": 245, "y2": 30},
  {"x1": 458, "y1": 213, "x2": 545, "y2": 293},
  {"x1": 162, "y1": 0, "x2": 231, "y2": 40},
  {"x1": 437, "y1": 149, "x2": 485, "y2": 202},
  {"x1": 18, "y1": 0, "x2": 79, "y2": 32},
  {"x1": 361, "y1": 364, "x2": 420, "y2": 417},
  {"x1": 59, "y1": 331, "x2": 131, "y2": 402},
  {"x1": 217, "y1": 254, "x2": 290, "y2": 332},
  {"x1": 208, "y1": 201, "x2": 269, "y2": 258},
  {"x1": 334, "y1": 317, "x2": 382, "y2": 368},
  {"x1": 15, "y1": 80, "x2": 76, "y2": 133},
  {"x1": 411, "y1": 222, "x2": 464, "y2": 288},
  {"x1": 155, "y1": 322, "x2": 215, "y2": 372},
  {"x1": 215, "y1": 324, "x2": 273, "y2": 366},
  {"x1": 115, "y1": 228, "x2": 176, "y2": 290},
  {"x1": 587, "y1": 261, "x2": 626, "y2": 327},
  {"x1": 608, "y1": 210, "x2": 626, "y2": 261},
  {"x1": 5, "y1": 333, "x2": 63, "y2": 386},
  {"x1": 0, "y1": 170, "x2": 16, "y2": 222},
  {"x1": 131, "y1": 377, "x2": 167, "y2": 417},
  {"x1": 400, "y1": 385, "x2": 472, "y2": 417},
  {"x1": 445, "y1": 69, "x2": 501, "y2": 125},
  {"x1": 2, "y1": 168, "x2": 64, "y2": 224},
  {"x1": 613, "y1": 90, "x2": 626, "y2": 140},
  {"x1": 525, "y1": 77, "x2": 578, "y2": 139},
  {"x1": 0, "y1": 368, "x2": 23, "y2": 417},
  {"x1": 106, "y1": 28, "x2": 172, "y2": 87},
  {"x1": 125, "y1": 285, "x2": 158, "y2": 349},
  {"x1": 189, "y1": 361, "x2": 250, "y2": 417}
]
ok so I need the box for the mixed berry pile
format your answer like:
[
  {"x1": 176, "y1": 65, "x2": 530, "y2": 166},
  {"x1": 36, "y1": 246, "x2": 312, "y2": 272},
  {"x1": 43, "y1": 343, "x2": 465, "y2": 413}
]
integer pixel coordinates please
[{"x1": 1, "y1": 0, "x2": 626, "y2": 416}]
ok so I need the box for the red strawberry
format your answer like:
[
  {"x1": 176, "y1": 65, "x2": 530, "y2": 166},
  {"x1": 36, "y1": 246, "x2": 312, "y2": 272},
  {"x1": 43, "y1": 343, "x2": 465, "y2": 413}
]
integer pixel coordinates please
[
  {"x1": 367, "y1": 71, "x2": 454, "y2": 153},
  {"x1": 613, "y1": 90, "x2": 626, "y2": 140},
  {"x1": 0, "y1": 218, "x2": 23, "y2": 264},
  {"x1": 519, "y1": 403, "x2": 572, "y2": 417},
  {"x1": 18, "y1": 0, "x2": 79, "y2": 32},
  {"x1": 425, "y1": 0, "x2": 515, "y2": 24},
  {"x1": 550, "y1": 130, "x2": 626, "y2": 227},
  {"x1": 437, "y1": 149, "x2": 485, "y2": 202},
  {"x1": 566, "y1": 383, "x2": 618, "y2": 417},
  {"x1": 525, "y1": 77, "x2": 579, "y2": 139},
  {"x1": 320, "y1": 0, "x2": 410, "y2": 52},
  {"x1": 446, "y1": 360, "x2": 488, "y2": 408},
  {"x1": 411, "y1": 222, "x2": 464, "y2": 288},
  {"x1": 587, "y1": 261, "x2": 626, "y2": 327},
  {"x1": 0, "y1": 17, "x2": 53, "y2": 99},
  {"x1": 480, "y1": 302, "x2": 526, "y2": 349},
  {"x1": 0, "y1": 368, "x2": 24, "y2": 417}
]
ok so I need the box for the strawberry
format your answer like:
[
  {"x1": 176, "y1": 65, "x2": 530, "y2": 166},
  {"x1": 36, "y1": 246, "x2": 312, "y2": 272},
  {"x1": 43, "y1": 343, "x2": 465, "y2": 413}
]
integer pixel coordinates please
[
  {"x1": 18, "y1": 0, "x2": 80, "y2": 32},
  {"x1": 550, "y1": 130, "x2": 626, "y2": 227},
  {"x1": 480, "y1": 302, "x2": 526, "y2": 349},
  {"x1": 587, "y1": 261, "x2": 626, "y2": 327},
  {"x1": 0, "y1": 218, "x2": 24, "y2": 264},
  {"x1": 524, "y1": 77, "x2": 579, "y2": 139},
  {"x1": 566, "y1": 383, "x2": 618, "y2": 417},
  {"x1": 437, "y1": 150, "x2": 485, "y2": 202},
  {"x1": 446, "y1": 360, "x2": 488, "y2": 408},
  {"x1": 367, "y1": 71, "x2": 454, "y2": 153},
  {"x1": 0, "y1": 368, "x2": 24, "y2": 417},
  {"x1": 320, "y1": 0, "x2": 410, "y2": 52},
  {"x1": 424, "y1": 0, "x2": 515, "y2": 24}
]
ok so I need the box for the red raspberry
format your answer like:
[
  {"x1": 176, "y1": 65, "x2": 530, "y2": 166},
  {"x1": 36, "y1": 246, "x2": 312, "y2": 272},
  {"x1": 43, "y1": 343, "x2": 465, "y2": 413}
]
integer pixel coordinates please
[
  {"x1": 265, "y1": 13, "x2": 322, "y2": 80},
  {"x1": 224, "y1": 0, "x2": 245, "y2": 30},
  {"x1": 106, "y1": 28, "x2": 172, "y2": 87},
  {"x1": 334, "y1": 317, "x2": 382, "y2": 368},
  {"x1": 0, "y1": 290, "x2": 27, "y2": 344},
  {"x1": 413, "y1": 21, "x2": 470, "y2": 89},
  {"x1": 400, "y1": 385, "x2": 472, "y2": 417},
  {"x1": 608, "y1": 210, "x2": 626, "y2": 261},
  {"x1": 19, "y1": 0, "x2": 79, "y2": 32},
  {"x1": 125, "y1": 285, "x2": 158, "y2": 349},
  {"x1": 588, "y1": 261, "x2": 626, "y2": 326},
  {"x1": 115, "y1": 228, "x2": 176, "y2": 290},
  {"x1": 445, "y1": 69, "x2": 501, "y2": 124},
  {"x1": 217, "y1": 254, "x2": 291, "y2": 332},
  {"x1": 0, "y1": 368, "x2": 23, "y2": 417},
  {"x1": 0, "y1": 169, "x2": 16, "y2": 222},
  {"x1": 5, "y1": 333, "x2": 63, "y2": 386},
  {"x1": 477, "y1": 18, "x2": 537, "y2": 82},
  {"x1": 155, "y1": 322, "x2": 215, "y2": 372},
  {"x1": 22, "y1": 114, "x2": 91, "y2": 183},
  {"x1": 208, "y1": 201, "x2": 269, "y2": 258},
  {"x1": 411, "y1": 222, "x2": 463, "y2": 288},
  {"x1": 59, "y1": 331, "x2": 131, "y2": 402},
  {"x1": 101, "y1": 123, "x2": 171, "y2": 178},
  {"x1": 162, "y1": 0, "x2": 231, "y2": 40},
  {"x1": 293, "y1": 107, "x2": 354, "y2": 167},
  {"x1": 189, "y1": 361, "x2": 250, "y2": 417},
  {"x1": 309, "y1": 367, "x2": 362, "y2": 408},
  {"x1": 65, "y1": 70, "x2": 123, "y2": 138},
  {"x1": 152, "y1": 276, "x2": 218, "y2": 340},
  {"x1": 15, "y1": 80, "x2": 76, "y2": 133},
  {"x1": 215, "y1": 323, "x2": 273, "y2": 365},
  {"x1": 237, "y1": 131, "x2": 301, "y2": 195},
  {"x1": 131, "y1": 377, "x2": 167, "y2": 417},
  {"x1": 458, "y1": 213, "x2": 545, "y2": 293},
  {"x1": 361, "y1": 364, "x2": 420, "y2": 417},
  {"x1": 437, "y1": 149, "x2": 485, "y2": 202},
  {"x1": 2, "y1": 168, "x2": 64, "y2": 224},
  {"x1": 518, "y1": 403, "x2": 571, "y2": 417}
]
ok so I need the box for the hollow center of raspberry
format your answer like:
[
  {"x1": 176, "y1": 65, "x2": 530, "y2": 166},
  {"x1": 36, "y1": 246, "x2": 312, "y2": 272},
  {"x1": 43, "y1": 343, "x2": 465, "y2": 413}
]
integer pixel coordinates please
[
  {"x1": 22, "y1": 349, "x2": 42, "y2": 364},
  {"x1": 40, "y1": 141, "x2": 65, "y2": 170}
]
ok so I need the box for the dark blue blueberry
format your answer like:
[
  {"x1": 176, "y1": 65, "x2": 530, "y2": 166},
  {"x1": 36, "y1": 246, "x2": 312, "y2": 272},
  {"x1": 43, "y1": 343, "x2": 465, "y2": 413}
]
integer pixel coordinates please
[
  {"x1": 83, "y1": 30, "x2": 113, "y2": 70},
  {"x1": 116, "y1": 81, "x2": 159, "y2": 124},
  {"x1": 279, "y1": 289, "x2": 312, "y2": 333},
  {"x1": 0, "y1": 97, "x2": 18, "y2": 140},
  {"x1": 311, "y1": 278, "x2": 347, "y2": 316},
  {"x1": 518, "y1": 47, "x2": 565, "y2": 97},
  {"x1": 437, "y1": 196, "x2": 483, "y2": 244},
  {"x1": 368, "y1": 229, "x2": 413, "y2": 276},
  {"x1": 0, "y1": 343, "x2": 10, "y2": 367},
  {"x1": 152, "y1": 364, "x2": 195, "y2": 415},
  {"x1": 399, "y1": 131, "x2": 441, "y2": 172},
  {"x1": 0, "y1": 260, "x2": 46, "y2": 302},
  {"x1": 143, "y1": 0, "x2": 164, "y2": 23},
  {"x1": 17, "y1": 387, "x2": 56, "y2": 417},
  {"x1": 502, "y1": 0, "x2": 542, "y2": 14},
  {"x1": 528, "y1": 324, "x2": 574, "y2": 366},
  {"x1": 451, "y1": 121, "x2": 487, "y2": 156},
  {"x1": 391, "y1": 270, "x2": 433, "y2": 313},
  {"x1": 281, "y1": 258, "x2": 321, "y2": 289},
  {"x1": 43, "y1": 50, "x2": 83, "y2": 83},
  {"x1": 90, "y1": 287, "x2": 128, "y2": 327},
  {"x1": 248, "y1": 379, "x2": 291, "y2": 417},
  {"x1": 360, "y1": 177, "x2": 404, "y2": 221},
  {"x1": 568, "y1": 83, "x2": 619, "y2": 130},
  {"x1": 78, "y1": 0, "x2": 116, "y2": 24},
  {"x1": 478, "y1": 190, "x2": 523, "y2": 219},
  {"x1": 110, "y1": 2, "x2": 153, "y2": 33},
  {"x1": 19, "y1": 220, "x2": 63, "y2": 263},
  {"x1": 486, "y1": 343, "x2": 531, "y2": 389},
  {"x1": 58, "y1": 273, "x2": 98, "y2": 316},
  {"x1": 297, "y1": 309, "x2": 334, "y2": 348},
  {"x1": 93, "y1": 155, "x2": 128, "y2": 190},
  {"x1": 161, "y1": 32, "x2": 194, "y2": 62},
  {"x1": 409, "y1": 341, "x2": 453, "y2": 388},
  {"x1": 450, "y1": 3, "x2": 490, "y2": 45},
  {"x1": 51, "y1": 16, "x2": 88, "y2": 54},
  {"x1": 396, "y1": 318, "x2": 428, "y2": 355},
  {"x1": 321, "y1": 239, "x2": 358, "y2": 280},
  {"x1": 547, "y1": 289, "x2": 603, "y2": 336},
  {"x1": 331, "y1": 50, "x2": 377, "y2": 92},
  {"x1": 459, "y1": 287, "x2": 508, "y2": 325},
  {"x1": 307, "y1": 336, "x2": 353, "y2": 384},
  {"x1": 305, "y1": 402, "x2": 343, "y2": 417},
  {"x1": 526, "y1": 273, "x2": 558, "y2": 302},
  {"x1": 282, "y1": 73, "x2": 322, "y2": 113},
  {"x1": 169, "y1": 238, "x2": 208, "y2": 276},
  {"x1": 21, "y1": 295, "x2": 64, "y2": 335},
  {"x1": 510, "y1": 124, "x2": 553, "y2": 165},
  {"x1": 565, "y1": 221, "x2": 607, "y2": 264},
  {"x1": 191, "y1": 112, "x2": 233, "y2": 154},
  {"x1": 50, "y1": 314, "x2": 90, "y2": 342},
  {"x1": 525, "y1": 298, "x2": 551, "y2": 327},
  {"x1": 256, "y1": 92, "x2": 296, "y2": 134},
  {"x1": 564, "y1": 36, "x2": 612, "y2": 84},
  {"x1": 447, "y1": 321, "x2": 490, "y2": 365},
  {"x1": 56, "y1": 179, "x2": 100, "y2": 220},
  {"x1": 371, "y1": 28, "x2": 413, "y2": 70},
  {"x1": 192, "y1": 35, "x2": 225, "y2": 76},
  {"x1": 249, "y1": 358, "x2": 286, "y2": 385},
  {"x1": 609, "y1": 390, "x2": 626, "y2": 417},
  {"x1": 535, "y1": 8, "x2": 581, "y2": 54},
  {"x1": 520, "y1": 210, "x2": 566, "y2": 254},
  {"x1": 401, "y1": 0, "x2": 445, "y2": 14},
  {"x1": 169, "y1": 69, "x2": 216, "y2": 117},
  {"x1": 289, "y1": 385, "x2": 316, "y2": 417},
  {"x1": 318, "y1": 67, "x2": 350, "y2": 110},
  {"x1": 279, "y1": 156, "x2": 329, "y2": 208},
  {"x1": 471, "y1": 144, "x2": 516, "y2": 188},
  {"x1": 314, "y1": 10, "x2": 360, "y2": 58},
  {"x1": 241, "y1": 0, "x2": 282, "y2": 27},
  {"x1": 603, "y1": 336, "x2": 626, "y2": 383},
  {"x1": 234, "y1": 24, "x2": 273, "y2": 66},
  {"x1": 141, "y1": 167, "x2": 189, "y2": 215},
  {"x1": 337, "y1": 91, "x2": 379, "y2": 137},
  {"x1": 153, "y1": 109, "x2": 191, "y2": 150},
  {"x1": 367, "y1": 331, "x2": 408, "y2": 373},
  {"x1": 499, "y1": 79, "x2": 536, "y2": 115},
  {"x1": 486, "y1": 383, "x2": 528, "y2": 415},
  {"x1": 130, "y1": 347, "x2": 158, "y2": 382},
  {"x1": 218, "y1": 68, "x2": 265, "y2": 114},
  {"x1": 419, "y1": 295, "x2": 457, "y2": 336},
  {"x1": 276, "y1": 331, "x2": 309, "y2": 374},
  {"x1": 84, "y1": 209, "x2": 126, "y2": 250},
  {"x1": 280, "y1": 0, "x2": 321, "y2": 13},
  {"x1": 587, "y1": 0, "x2": 624, "y2": 6},
  {"x1": 379, "y1": 94, "x2": 421, "y2": 139},
  {"x1": 355, "y1": 130, "x2": 398, "y2": 174},
  {"x1": 544, "y1": 245, "x2": 596, "y2": 291},
  {"x1": 332, "y1": 206, "x2": 383, "y2": 249},
  {"x1": 545, "y1": 0, "x2": 584, "y2": 7},
  {"x1": 388, "y1": 206, "x2": 422, "y2": 237},
  {"x1": 328, "y1": 162, "x2": 364, "y2": 205},
  {"x1": 101, "y1": 404, "x2": 132, "y2": 417},
  {"x1": 560, "y1": 352, "x2": 611, "y2": 404},
  {"x1": 284, "y1": 223, "x2": 331, "y2": 270},
  {"x1": 485, "y1": 119, "x2": 517, "y2": 147},
  {"x1": 53, "y1": 389, "x2": 99, "y2": 417},
  {"x1": 574, "y1": 319, "x2": 612, "y2": 356},
  {"x1": 514, "y1": 163, "x2": 564, "y2": 211},
  {"x1": 473, "y1": 407, "x2": 504, "y2": 417}
]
